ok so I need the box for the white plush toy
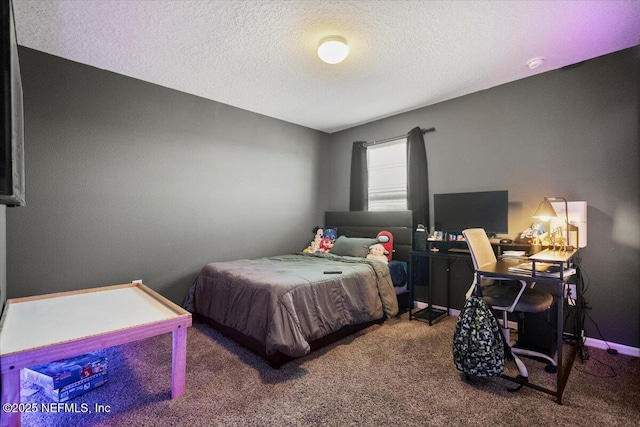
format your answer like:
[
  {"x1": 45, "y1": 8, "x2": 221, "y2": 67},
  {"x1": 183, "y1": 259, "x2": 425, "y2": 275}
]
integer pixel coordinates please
[{"x1": 366, "y1": 243, "x2": 389, "y2": 264}]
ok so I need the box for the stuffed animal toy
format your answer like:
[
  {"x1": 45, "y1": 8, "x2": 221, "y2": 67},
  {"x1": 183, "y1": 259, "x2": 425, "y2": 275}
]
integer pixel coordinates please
[
  {"x1": 319, "y1": 237, "x2": 333, "y2": 253},
  {"x1": 303, "y1": 226, "x2": 325, "y2": 253},
  {"x1": 366, "y1": 243, "x2": 389, "y2": 263},
  {"x1": 376, "y1": 230, "x2": 394, "y2": 262}
]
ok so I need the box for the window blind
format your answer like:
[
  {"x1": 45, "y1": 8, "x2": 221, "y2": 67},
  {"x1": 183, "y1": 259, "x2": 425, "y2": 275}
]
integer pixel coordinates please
[{"x1": 367, "y1": 138, "x2": 407, "y2": 211}]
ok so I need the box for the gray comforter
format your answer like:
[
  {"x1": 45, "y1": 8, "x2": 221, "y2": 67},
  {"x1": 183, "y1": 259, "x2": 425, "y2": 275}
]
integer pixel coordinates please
[{"x1": 186, "y1": 252, "x2": 398, "y2": 357}]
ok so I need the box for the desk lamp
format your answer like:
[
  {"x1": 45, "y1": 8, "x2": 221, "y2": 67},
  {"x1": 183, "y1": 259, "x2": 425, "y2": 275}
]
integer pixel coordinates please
[{"x1": 533, "y1": 197, "x2": 575, "y2": 250}]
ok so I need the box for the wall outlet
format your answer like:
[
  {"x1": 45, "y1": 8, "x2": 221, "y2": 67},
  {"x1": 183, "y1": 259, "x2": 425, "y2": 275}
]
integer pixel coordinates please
[{"x1": 565, "y1": 284, "x2": 577, "y2": 305}]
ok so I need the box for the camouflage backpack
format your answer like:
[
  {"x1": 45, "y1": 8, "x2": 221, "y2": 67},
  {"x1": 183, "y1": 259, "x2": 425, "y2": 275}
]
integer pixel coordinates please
[{"x1": 452, "y1": 296, "x2": 505, "y2": 377}]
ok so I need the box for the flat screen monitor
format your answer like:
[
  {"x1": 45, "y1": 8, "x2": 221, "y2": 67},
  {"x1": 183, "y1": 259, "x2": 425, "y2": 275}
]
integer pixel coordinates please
[{"x1": 434, "y1": 190, "x2": 508, "y2": 235}]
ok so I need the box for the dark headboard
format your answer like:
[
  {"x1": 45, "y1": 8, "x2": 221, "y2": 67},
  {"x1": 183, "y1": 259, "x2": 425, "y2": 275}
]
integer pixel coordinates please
[{"x1": 325, "y1": 211, "x2": 413, "y2": 262}]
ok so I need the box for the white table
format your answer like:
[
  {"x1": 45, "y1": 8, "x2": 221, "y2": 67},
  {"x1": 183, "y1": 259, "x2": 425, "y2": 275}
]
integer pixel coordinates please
[{"x1": 0, "y1": 283, "x2": 192, "y2": 427}]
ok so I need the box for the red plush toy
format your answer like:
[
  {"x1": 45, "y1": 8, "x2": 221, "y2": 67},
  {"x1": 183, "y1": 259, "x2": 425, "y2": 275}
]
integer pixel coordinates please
[
  {"x1": 376, "y1": 231, "x2": 394, "y2": 262},
  {"x1": 319, "y1": 237, "x2": 333, "y2": 253}
]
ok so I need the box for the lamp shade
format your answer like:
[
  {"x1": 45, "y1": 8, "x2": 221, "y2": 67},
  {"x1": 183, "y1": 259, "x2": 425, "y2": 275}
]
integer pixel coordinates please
[
  {"x1": 533, "y1": 198, "x2": 558, "y2": 220},
  {"x1": 317, "y1": 36, "x2": 349, "y2": 64}
]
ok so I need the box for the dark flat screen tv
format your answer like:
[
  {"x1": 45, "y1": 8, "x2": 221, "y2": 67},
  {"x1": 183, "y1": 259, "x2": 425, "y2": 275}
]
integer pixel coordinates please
[
  {"x1": 0, "y1": 0, "x2": 25, "y2": 207},
  {"x1": 434, "y1": 190, "x2": 508, "y2": 235}
]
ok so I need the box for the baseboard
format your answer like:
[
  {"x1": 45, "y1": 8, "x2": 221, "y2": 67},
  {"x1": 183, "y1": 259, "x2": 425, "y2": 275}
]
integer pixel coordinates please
[
  {"x1": 583, "y1": 337, "x2": 640, "y2": 357},
  {"x1": 413, "y1": 301, "x2": 640, "y2": 357}
]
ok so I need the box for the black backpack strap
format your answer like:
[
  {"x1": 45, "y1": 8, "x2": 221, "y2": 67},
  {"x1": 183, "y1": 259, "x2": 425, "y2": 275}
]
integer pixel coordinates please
[
  {"x1": 501, "y1": 329, "x2": 512, "y2": 359},
  {"x1": 472, "y1": 275, "x2": 483, "y2": 298}
]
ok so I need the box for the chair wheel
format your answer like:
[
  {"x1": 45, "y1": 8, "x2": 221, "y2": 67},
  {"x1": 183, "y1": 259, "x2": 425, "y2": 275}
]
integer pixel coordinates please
[{"x1": 544, "y1": 364, "x2": 557, "y2": 373}]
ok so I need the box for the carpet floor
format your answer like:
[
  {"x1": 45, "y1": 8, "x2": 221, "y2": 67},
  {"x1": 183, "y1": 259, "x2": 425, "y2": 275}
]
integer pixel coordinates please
[{"x1": 19, "y1": 313, "x2": 640, "y2": 426}]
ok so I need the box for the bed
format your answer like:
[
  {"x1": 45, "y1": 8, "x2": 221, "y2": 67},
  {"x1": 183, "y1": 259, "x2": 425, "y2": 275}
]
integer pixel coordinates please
[{"x1": 185, "y1": 211, "x2": 413, "y2": 367}]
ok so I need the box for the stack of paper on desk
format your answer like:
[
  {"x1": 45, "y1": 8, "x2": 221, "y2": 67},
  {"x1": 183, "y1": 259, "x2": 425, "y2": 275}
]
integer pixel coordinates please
[
  {"x1": 501, "y1": 250, "x2": 527, "y2": 258},
  {"x1": 508, "y1": 262, "x2": 576, "y2": 278}
]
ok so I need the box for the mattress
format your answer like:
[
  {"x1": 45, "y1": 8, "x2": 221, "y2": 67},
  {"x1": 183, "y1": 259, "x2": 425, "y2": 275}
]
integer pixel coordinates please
[{"x1": 185, "y1": 252, "x2": 398, "y2": 358}]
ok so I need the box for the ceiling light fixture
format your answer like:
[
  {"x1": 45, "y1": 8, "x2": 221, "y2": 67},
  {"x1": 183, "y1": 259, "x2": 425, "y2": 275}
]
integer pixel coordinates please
[
  {"x1": 527, "y1": 56, "x2": 545, "y2": 70},
  {"x1": 317, "y1": 36, "x2": 349, "y2": 64}
]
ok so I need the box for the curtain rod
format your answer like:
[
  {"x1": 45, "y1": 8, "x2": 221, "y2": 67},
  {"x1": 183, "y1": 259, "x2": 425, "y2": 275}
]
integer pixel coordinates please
[{"x1": 364, "y1": 127, "x2": 436, "y2": 147}]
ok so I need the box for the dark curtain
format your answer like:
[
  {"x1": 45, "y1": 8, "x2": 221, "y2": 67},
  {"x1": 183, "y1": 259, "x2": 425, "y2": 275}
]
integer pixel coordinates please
[
  {"x1": 407, "y1": 127, "x2": 429, "y2": 228},
  {"x1": 349, "y1": 141, "x2": 368, "y2": 211}
]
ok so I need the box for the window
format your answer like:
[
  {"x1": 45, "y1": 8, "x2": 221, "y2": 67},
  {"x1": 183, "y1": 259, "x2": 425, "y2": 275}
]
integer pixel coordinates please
[{"x1": 367, "y1": 138, "x2": 407, "y2": 211}]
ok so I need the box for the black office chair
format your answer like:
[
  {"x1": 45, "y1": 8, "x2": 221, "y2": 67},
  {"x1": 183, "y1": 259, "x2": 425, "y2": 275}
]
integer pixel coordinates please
[{"x1": 462, "y1": 228, "x2": 555, "y2": 382}]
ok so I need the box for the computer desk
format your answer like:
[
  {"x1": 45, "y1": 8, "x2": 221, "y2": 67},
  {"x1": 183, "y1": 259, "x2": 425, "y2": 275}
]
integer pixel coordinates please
[
  {"x1": 408, "y1": 241, "x2": 530, "y2": 325},
  {"x1": 476, "y1": 249, "x2": 578, "y2": 404},
  {"x1": 408, "y1": 249, "x2": 466, "y2": 324}
]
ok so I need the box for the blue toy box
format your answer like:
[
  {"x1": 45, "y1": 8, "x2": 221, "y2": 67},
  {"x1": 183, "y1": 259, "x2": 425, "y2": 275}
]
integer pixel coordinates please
[
  {"x1": 49, "y1": 371, "x2": 109, "y2": 402},
  {"x1": 24, "y1": 353, "x2": 108, "y2": 401}
]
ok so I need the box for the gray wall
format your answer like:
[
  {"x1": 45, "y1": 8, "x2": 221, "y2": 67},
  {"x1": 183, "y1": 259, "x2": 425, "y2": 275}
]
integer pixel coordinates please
[
  {"x1": 6, "y1": 48, "x2": 330, "y2": 304},
  {"x1": 5, "y1": 46, "x2": 638, "y2": 349},
  {"x1": 327, "y1": 47, "x2": 640, "y2": 348},
  {"x1": 0, "y1": 205, "x2": 5, "y2": 309}
]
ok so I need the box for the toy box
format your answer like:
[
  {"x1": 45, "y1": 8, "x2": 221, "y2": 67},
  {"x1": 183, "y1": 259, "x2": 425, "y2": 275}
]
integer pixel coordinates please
[
  {"x1": 48, "y1": 371, "x2": 109, "y2": 402},
  {"x1": 24, "y1": 353, "x2": 108, "y2": 399}
]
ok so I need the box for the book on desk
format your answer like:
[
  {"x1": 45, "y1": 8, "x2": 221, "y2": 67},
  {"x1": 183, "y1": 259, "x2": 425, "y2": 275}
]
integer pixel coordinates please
[
  {"x1": 501, "y1": 250, "x2": 527, "y2": 258},
  {"x1": 508, "y1": 262, "x2": 576, "y2": 279}
]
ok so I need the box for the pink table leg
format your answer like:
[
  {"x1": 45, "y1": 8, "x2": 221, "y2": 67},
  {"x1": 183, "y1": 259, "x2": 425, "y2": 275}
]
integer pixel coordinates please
[
  {"x1": 171, "y1": 326, "x2": 187, "y2": 399},
  {"x1": 1, "y1": 369, "x2": 21, "y2": 427}
]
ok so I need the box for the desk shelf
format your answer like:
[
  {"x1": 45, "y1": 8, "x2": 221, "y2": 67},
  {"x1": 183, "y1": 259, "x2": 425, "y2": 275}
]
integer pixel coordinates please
[
  {"x1": 411, "y1": 306, "x2": 448, "y2": 323},
  {"x1": 408, "y1": 250, "x2": 454, "y2": 325}
]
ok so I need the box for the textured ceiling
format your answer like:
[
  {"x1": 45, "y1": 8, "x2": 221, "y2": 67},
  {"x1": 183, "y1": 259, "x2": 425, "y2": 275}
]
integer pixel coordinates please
[{"x1": 13, "y1": 0, "x2": 640, "y2": 133}]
